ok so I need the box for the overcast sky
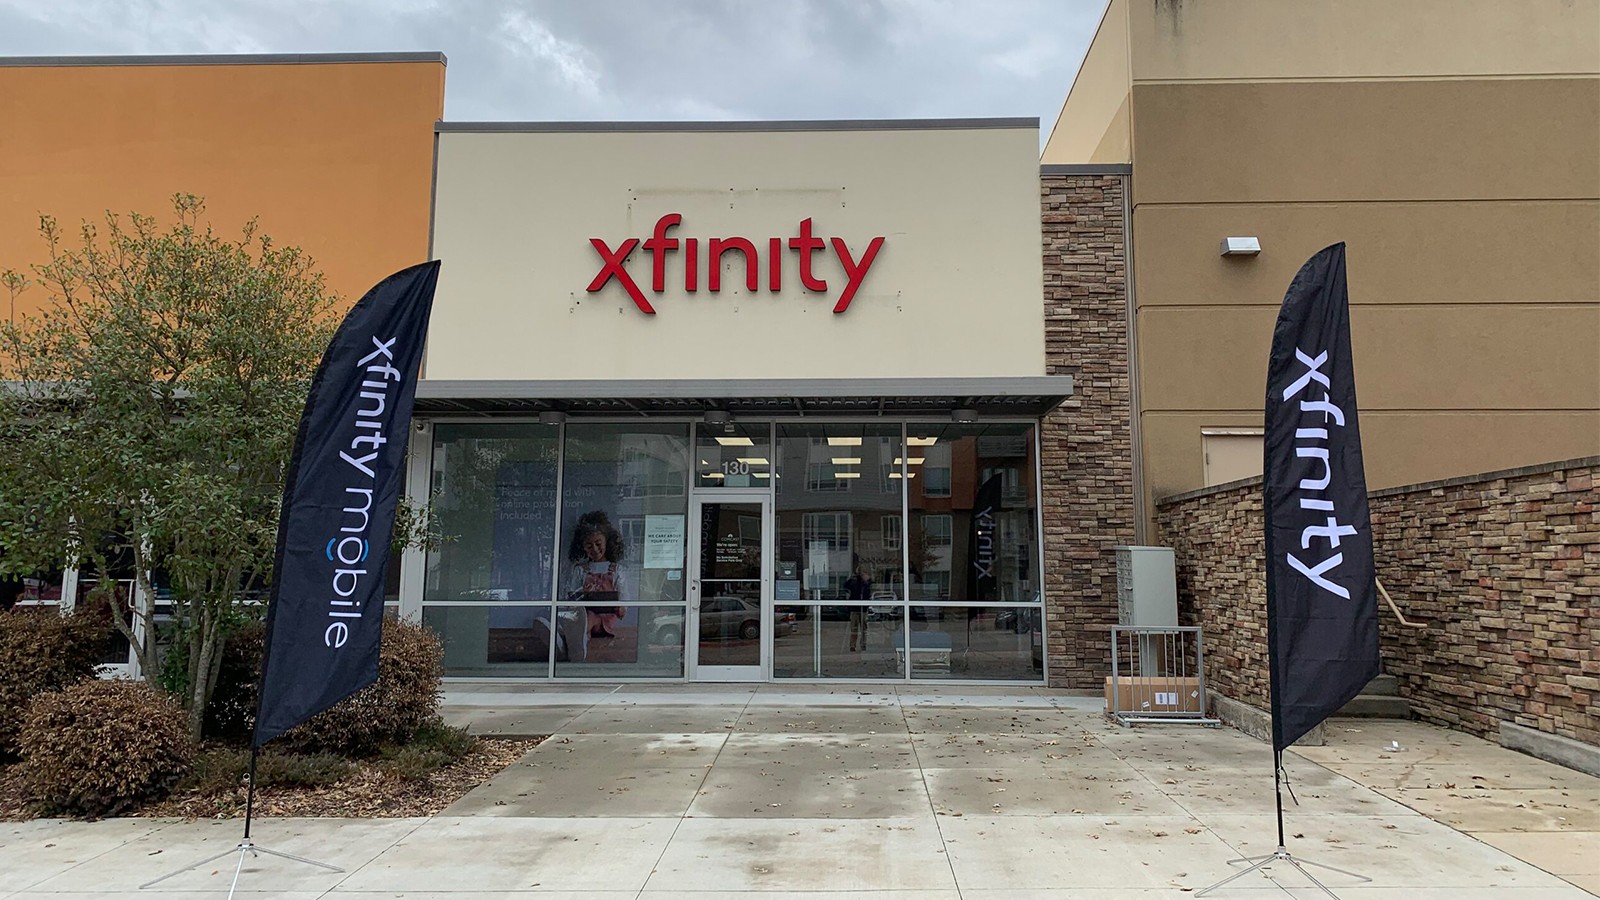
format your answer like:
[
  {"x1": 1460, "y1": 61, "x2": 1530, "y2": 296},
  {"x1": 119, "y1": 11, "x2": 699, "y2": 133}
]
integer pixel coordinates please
[{"x1": 0, "y1": 0, "x2": 1102, "y2": 149}]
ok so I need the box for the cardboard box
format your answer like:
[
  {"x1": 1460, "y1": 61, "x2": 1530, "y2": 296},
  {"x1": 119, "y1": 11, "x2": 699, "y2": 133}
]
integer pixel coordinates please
[{"x1": 1105, "y1": 676, "x2": 1202, "y2": 714}]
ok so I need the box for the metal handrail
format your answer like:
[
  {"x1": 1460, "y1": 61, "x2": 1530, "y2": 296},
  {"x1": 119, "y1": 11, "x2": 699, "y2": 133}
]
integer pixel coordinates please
[{"x1": 1376, "y1": 578, "x2": 1427, "y2": 629}]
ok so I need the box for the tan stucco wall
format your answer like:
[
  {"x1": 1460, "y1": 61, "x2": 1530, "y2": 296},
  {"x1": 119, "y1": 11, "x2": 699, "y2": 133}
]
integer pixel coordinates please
[
  {"x1": 1129, "y1": 0, "x2": 1600, "y2": 81},
  {"x1": 1041, "y1": 0, "x2": 1129, "y2": 164},
  {"x1": 427, "y1": 126, "x2": 1045, "y2": 381},
  {"x1": 1057, "y1": 0, "x2": 1600, "y2": 527},
  {"x1": 0, "y1": 58, "x2": 445, "y2": 313},
  {"x1": 1129, "y1": 78, "x2": 1600, "y2": 205}
]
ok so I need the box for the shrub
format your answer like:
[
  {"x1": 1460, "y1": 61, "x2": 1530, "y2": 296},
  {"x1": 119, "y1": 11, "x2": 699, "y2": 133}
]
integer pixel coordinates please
[
  {"x1": 258, "y1": 750, "x2": 355, "y2": 788},
  {"x1": 176, "y1": 746, "x2": 354, "y2": 796},
  {"x1": 379, "y1": 722, "x2": 475, "y2": 783},
  {"x1": 277, "y1": 618, "x2": 444, "y2": 756},
  {"x1": 19, "y1": 679, "x2": 195, "y2": 816},
  {"x1": 0, "y1": 607, "x2": 107, "y2": 756}
]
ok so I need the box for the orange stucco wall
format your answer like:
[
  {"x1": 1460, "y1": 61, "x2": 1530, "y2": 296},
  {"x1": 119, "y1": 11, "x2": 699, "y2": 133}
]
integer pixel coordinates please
[{"x1": 0, "y1": 58, "x2": 445, "y2": 316}]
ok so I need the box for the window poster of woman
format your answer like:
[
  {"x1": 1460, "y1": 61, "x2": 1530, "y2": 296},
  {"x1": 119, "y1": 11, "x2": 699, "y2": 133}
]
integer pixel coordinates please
[{"x1": 560, "y1": 510, "x2": 639, "y2": 663}]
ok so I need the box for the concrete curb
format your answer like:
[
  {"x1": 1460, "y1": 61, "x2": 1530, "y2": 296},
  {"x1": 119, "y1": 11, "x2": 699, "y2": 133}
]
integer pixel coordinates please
[
  {"x1": 1500, "y1": 721, "x2": 1600, "y2": 777},
  {"x1": 1207, "y1": 690, "x2": 1326, "y2": 746}
]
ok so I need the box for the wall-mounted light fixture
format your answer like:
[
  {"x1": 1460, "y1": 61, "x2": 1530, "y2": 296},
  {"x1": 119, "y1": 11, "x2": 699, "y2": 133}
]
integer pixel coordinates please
[
  {"x1": 703, "y1": 409, "x2": 733, "y2": 426},
  {"x1": 952, "y1": 407, "x2": 979, "y2": 423},
  {"x1": 538, "y1": 410, "x2": 567, "y2": 426},
  {"x1": 1220, "y1": 237, "x2": 1262, "y2": 257}
]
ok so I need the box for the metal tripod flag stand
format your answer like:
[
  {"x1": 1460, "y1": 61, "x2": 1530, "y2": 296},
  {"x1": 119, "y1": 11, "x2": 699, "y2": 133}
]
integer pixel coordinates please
[
  {"x1": 1195, "y1": 750, "x2": 1368, "y2": 897},
  {"x1": 136, "y1": 262, "x2": 442, "y2": 897},
  {"x1": 1197, "y1": 243, "x2": 1380, "y2": 897},
  {"x1": 138, "y1": 748, "x2": 344, "y2": 894}
]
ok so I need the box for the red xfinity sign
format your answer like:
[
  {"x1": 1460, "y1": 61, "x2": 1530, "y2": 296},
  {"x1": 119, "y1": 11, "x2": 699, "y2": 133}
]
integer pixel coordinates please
[{"x1": 587, "y1": 214, "x2": 885, "y2": 315}]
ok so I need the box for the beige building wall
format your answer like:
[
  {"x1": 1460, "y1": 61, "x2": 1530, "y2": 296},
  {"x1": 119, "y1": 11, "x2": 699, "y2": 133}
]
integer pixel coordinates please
[
  {"x1": 1040, "y1": 0, "x2": 1130, "y2": 165},
  {"x1": 1046, "y1": 0, "x2": 1600, "y2": 529},
  {"x1": 427, "y1": 123, "x2": 1045, "y2": 381}
]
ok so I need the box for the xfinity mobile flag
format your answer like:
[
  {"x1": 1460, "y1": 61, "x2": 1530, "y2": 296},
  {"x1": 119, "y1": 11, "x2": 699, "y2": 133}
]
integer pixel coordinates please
[{"x1": 254, "y1": 261, "x2": 441, "y2": 747}]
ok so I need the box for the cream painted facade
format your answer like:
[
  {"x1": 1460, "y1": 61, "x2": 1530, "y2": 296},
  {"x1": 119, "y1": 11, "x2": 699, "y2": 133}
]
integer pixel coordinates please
[
  {"x1": 1044, "y1": 0, "x2": 1600, "y2": 530},
  {"x1": 426, "y1": 122, "x2": 1044, "y2": 382}
]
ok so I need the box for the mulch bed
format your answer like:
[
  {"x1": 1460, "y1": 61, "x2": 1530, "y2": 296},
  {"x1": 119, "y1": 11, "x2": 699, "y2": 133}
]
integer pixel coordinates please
[{"x1": 0, "y1": 737, "x2": 541, "y2": 821}]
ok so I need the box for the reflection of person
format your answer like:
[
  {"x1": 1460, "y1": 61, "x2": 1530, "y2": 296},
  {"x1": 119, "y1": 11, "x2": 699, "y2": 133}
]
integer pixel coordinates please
[
  {"x1": 844, "y1": 562, "x2": 871, "y2": 651},
  {"x1": 567, "y1": 510, "x2": 627, "y2": 640}
]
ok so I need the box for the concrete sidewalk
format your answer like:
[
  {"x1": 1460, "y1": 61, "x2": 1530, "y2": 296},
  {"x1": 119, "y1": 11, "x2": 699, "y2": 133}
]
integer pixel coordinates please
[{"x1": 0, "y1": 687, "x2": 1594, "y2": 899}]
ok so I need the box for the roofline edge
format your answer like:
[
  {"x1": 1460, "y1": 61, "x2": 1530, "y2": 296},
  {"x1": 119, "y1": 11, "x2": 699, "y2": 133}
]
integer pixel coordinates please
[
  {"x1": 435, "y1": 117, "x2": 1041, "y2": 134},
  {"x1": 0, "y1": 51, "x2": 448, "y2": 67}
]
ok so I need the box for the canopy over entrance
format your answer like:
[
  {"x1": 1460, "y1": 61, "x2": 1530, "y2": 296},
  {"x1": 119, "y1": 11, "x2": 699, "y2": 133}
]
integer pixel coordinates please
[{"x1": 414, "y1": 376, "x2": 1073, "y2": 418}]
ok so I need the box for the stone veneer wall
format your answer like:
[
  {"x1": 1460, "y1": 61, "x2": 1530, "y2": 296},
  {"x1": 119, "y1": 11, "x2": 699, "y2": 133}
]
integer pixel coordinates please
[
  {"x1": 1039, "y1": 172, "x2": 1136, "y2": 688},
  {"x1": 1155, "y1": 457, "x2": 1600, "y2": 746}
]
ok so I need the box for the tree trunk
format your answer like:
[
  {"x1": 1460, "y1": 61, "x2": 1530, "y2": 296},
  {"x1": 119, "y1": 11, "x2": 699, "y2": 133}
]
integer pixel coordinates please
[
  {"x1": 129, "y1": 532, "x2": 162, "y2": 679},
  {"x1": 186, "y1": 608, "x2": 215, "y2": 741}
]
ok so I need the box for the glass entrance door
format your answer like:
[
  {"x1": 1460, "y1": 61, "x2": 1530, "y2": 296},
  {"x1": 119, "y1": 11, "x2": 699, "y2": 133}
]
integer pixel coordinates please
[{"x1": 689, "y1": 495, "x2": 769, "y2": 681}]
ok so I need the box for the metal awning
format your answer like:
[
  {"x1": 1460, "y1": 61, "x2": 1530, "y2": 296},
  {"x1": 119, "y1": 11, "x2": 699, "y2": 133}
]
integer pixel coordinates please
[{"x1": 413, "y1": 376, "x2": 1073, "y2": 418}]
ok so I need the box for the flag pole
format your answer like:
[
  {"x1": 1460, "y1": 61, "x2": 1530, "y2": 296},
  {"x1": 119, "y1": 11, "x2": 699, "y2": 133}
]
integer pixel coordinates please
[
  {"x1": 1275, "y1": 750, "x2": 1285, "y2": 849},
  {"x1": 243, "y1": 744, "x2": 259, "y2": 840}
]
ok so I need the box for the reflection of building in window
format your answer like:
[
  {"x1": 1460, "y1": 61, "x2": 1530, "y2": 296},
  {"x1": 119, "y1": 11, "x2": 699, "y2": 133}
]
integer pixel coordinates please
[
  {"x1": 806, "y1": 462, "x2": 849, "y2": 492},
  {"x1": 882, "y1": 514, "x2": 902, "y2": 551},
  {"x1": 981, "y1": 464, "x2": 1026, "y2": 506},
  {"x1": 1, "y1": 571, "x2": 64, "y2": 609},
  {"x1": 923, "y1": 443, "x2": 952, "y2": 497},
  {"x1": 619, "y1": 437, "x2": 688, "y2": 499},
  {"x1": 619, "y1": 517, "x2": 646, "y2": 561},
  {"x1": 917, "y1": 513, "x2": 953, "y2": 599}
]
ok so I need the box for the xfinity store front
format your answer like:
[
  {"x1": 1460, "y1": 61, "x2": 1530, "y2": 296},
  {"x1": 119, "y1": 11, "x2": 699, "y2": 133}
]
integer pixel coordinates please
[{"x1": 402, "y1": 118, "x2": 1069, "y2": 684}]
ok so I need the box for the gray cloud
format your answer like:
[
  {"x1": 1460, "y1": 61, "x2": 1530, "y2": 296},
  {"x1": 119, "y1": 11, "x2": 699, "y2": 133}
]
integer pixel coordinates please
[{"x1": 0, "y1": 0, "x2": 1101, "y2": 147}]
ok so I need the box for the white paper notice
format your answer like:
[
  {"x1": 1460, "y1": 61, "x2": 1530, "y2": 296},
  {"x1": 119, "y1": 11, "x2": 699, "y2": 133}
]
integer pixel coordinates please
[
  {"x1": 804, "y1": 540, "x2": 831, "y2": 590},
  {"x1": 643, "y1": 515, "x2": 685, "y2": 569}
]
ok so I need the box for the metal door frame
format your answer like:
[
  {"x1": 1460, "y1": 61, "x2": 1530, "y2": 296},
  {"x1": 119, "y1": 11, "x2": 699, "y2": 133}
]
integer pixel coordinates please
[{"x1": 687, "y1": 491, "x2": 772, "y2": 682}]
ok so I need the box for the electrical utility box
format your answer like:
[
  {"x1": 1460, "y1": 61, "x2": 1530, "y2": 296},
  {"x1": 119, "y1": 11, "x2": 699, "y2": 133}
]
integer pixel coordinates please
[
  {"x1": 1115, "y1": 546, "x2": 1180, "y2": 677},
  {"x1": 1114, "y1": 546, "x2": 1179, "y2": 626}
]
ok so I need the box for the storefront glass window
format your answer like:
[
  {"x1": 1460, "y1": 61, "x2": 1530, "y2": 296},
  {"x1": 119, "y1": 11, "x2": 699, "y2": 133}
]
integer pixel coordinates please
[
  {"x1": 422, "y1": 423, "x2": 560, "y2": 675},
  {"x1": 559, "y1": 423, "x2": 690, "y2": 607},
  {"x1": 421, "y1": 605, "x2": 553, "y2": 677},
  {"x1": 773, "y1": 604, "x2": 904, "y2": 679},
  {"x1": 775, "y1": 424, "x2": 903, "y2": 605},
  {"x1": 555, "y1": 423, "x2": 690, "y2": 677},
  {"x1": 418, "y1": 418, "x2": 1042, "y2": 683},
  {"x1": 696, "y1": 422, "x2": 772, "y2": 488},
  {"x1": 908, "y1": 606, "x2": 1042, "y2": 680},
  {"x1": 906, "y1": 424, "x2": 1040, "y2": 605},
  {"x1": 425, "y1": 423, "x2": 560, "y2": 603},
  {"x1": 551, "y1": 604, "x2": 685, "y2": 677}
]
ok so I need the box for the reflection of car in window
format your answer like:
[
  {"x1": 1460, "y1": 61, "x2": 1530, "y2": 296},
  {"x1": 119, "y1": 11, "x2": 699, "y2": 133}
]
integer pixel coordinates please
[{"x1": 643, "y1": 597, "x2": 796, "y2": 646}]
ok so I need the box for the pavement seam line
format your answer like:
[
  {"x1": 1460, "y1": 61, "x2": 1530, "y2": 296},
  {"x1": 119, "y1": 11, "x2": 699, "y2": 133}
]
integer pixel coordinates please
[
  {"x1": 308, "y1": 813, "x2": 431, "y2": 895},
  {"x1": 1088, "y1": 725, "x2": 1301, "y2": 897},
  {"x1": 12, "y1": 816, "x2": 178, "y2": 894},
  {"x1": 902, "y1": 696, "x2": 965, "y2": 900},
  {"x1": 631, "y1": 716, "x2": 739, "y2": 900}
]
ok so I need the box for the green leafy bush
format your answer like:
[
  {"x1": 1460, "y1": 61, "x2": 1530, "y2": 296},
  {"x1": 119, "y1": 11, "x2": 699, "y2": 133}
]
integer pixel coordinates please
[
  {"x1": 19, "y1": 679, "x2": 195, "y2": 816},
  {"x1": 277, "y1": 617, "x2": 444, "y2": 756},
  {"x1": 0, "y1": 607, "x2": 108, "y2": 756}
]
